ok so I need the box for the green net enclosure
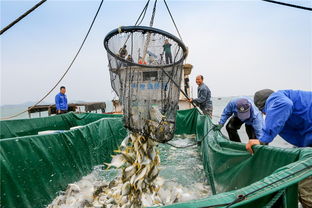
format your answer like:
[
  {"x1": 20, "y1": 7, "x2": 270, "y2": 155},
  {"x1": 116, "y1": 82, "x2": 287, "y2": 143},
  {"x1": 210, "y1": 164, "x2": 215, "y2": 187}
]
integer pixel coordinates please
[
  {"x1": 1, "y1": 110, "x2": 312, "y2": 208},
  {"x1": 104, "y1": 26, "x2": 187, "y2": 143}
]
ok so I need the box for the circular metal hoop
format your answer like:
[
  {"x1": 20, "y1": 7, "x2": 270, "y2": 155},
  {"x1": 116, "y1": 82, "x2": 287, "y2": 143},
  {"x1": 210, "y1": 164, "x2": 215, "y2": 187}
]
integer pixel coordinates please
[{"x1": 103, "y1": 25, "x2": 187, "y2": 68}]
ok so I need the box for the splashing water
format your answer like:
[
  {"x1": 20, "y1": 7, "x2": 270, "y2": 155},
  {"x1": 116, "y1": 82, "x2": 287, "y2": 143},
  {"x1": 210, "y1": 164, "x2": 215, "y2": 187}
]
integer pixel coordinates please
[{"x1": 47, "y1": 134, "x2": 211, "y2": 208}]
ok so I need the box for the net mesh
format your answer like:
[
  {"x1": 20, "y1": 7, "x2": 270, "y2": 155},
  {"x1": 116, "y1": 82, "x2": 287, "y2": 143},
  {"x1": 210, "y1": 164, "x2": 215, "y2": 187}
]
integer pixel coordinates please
[{"x1": 104, "y1": 26, "x2": 187, "y2": 143}]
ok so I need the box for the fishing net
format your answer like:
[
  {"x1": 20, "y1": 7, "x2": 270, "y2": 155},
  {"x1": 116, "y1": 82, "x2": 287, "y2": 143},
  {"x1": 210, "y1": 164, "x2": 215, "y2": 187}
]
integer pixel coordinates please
[{"x1": 104, "y1": 26, "x2": 187, "y2": 143}]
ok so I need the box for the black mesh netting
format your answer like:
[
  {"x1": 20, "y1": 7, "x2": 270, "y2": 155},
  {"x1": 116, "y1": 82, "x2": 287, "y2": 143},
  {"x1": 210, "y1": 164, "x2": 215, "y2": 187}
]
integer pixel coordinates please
[{"x1": 104, "y1": 26, "x2": 187, "y2": 143}]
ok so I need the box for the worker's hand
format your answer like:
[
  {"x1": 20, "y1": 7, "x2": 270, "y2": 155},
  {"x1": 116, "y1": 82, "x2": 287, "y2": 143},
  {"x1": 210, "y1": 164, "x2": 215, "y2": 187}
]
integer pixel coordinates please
[
  {"x1": 213, "y1": 124, "x2": 223, "y2": 131},
  {"x1": 246, "y1": 139, "x2": 261, "y2": 154},
  {"x1": 188, "y1": 98, "x2": 193, "y2": 103},
  {"x1": 58, "y1": 110, "x2": 61, "y2": 114}
]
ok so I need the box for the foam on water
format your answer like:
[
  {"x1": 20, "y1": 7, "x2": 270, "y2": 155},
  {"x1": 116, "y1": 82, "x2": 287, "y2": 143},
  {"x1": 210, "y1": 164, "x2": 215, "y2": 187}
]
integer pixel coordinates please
[{"x1": 47, "y1": 135, "x2": 211, "y2": 208}]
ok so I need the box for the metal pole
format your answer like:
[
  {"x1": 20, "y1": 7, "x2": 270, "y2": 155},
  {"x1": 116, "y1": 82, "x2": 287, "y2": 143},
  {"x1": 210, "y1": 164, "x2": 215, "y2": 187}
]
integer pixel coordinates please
[{"x1": 160, "y1": 67, "x2": 198, "y2": 109}]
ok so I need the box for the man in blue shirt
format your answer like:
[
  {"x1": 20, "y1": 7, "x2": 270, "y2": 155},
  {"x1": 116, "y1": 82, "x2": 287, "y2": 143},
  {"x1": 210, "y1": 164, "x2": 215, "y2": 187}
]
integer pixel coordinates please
[
  {"x1": 216, "y1": 98, "x2": 264, "y2": 142},
  {"x1": 55, "y1": 86, "x2": 68, "y2": 114},
  {"x1": 246, "y1": 89, "x2": 312, "y2": 208},
  {"x1": 246, "y1": 89, "x2": 312, "y2": 151},
  {"x1": 189, "y1": 75, "x2": 212, "y2": 117}
]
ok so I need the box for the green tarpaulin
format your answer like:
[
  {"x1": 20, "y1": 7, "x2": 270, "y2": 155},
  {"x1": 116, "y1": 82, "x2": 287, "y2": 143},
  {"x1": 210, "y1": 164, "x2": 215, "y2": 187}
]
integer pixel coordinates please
[
  {"x1": 1, "y1": 114, "x2": 126, "y2": 208},
  {"x1": 0, "y1": 112, "x2": 122, "y2": 139},
  {"x1": 165, "y1": 113, "x2": 312, "y2": 208},
  {"x1": 1, "y1": 109, "x2": 311, "y2": 208}
]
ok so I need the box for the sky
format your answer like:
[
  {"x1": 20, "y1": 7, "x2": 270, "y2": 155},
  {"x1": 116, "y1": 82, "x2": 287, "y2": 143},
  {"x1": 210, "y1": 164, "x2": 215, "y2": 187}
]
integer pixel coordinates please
[{"x1": 1, "y1": 0, "x2": 311, "y2": 105}]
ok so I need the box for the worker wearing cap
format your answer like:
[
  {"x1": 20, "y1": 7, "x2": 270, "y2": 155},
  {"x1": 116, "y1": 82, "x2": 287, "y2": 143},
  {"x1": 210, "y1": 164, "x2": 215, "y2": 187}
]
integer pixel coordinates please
[
  {"x1": 246, "y1": 89, "x2": 312, "y2": 208},
  {"x1": 215, "y1": 98, "x2": 264, "y2": 143},
  {"x1": 246, "y1": 89, "x2": 312, "y2": 151}
]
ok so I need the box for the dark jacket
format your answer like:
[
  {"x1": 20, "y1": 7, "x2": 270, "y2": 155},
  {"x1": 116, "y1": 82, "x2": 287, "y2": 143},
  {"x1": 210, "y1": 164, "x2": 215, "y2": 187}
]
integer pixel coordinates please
[{"x1": 193, "y1": 83, "x2": 212, "y2": 110}]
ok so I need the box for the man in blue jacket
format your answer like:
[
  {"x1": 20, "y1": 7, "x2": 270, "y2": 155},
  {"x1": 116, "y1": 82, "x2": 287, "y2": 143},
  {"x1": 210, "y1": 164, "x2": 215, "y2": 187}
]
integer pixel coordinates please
[
  {"x1": 246, "y1": 89, "x2": 312, "y2": 208},
  {"x1": 246, "y1": 89, "x2": 312, "y2": 150},
  {"x1": 216, "y1": 98, "x2": 264, "y2": 142},
  {"x1": 55, "y1": 86, "x2": 68, "y2": 114},
  {"x1": 189, "y1": 75, "x2": 212, "y2": 117}
]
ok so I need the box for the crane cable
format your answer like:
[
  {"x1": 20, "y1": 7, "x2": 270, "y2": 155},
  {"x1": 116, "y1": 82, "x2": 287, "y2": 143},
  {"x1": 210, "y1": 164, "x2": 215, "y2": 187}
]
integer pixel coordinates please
[
  {"x1": 0, "y1": 0, "x2": 47, "y2": 35},
  {"x1": 262, "y1": 0, "x2": 312, "y2": 11},
  {"x1": 163, "y1": 0, "x2": 223, "y2": 119},
  {"x1": 149, "y1": 0, "x2": 158, "y2": 27},
  {"x1": 121, "y1": 0, "x2": 151, "y2": 48},
  {"x1": 163, "y1": 0, "x2": 183, "y2": 41},
  {"x1": 1, "y1": 0, "x2": 104, "y2": 120},
  {"x1": 135, "y1": 0, "x2": 151, "y2": 26}
]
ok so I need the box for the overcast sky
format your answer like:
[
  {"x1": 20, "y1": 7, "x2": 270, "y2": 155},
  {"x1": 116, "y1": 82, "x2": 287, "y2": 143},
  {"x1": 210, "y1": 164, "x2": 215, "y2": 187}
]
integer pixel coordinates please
[{"x1": 1, "y1": 0, "x2": 311, "y2": 105}]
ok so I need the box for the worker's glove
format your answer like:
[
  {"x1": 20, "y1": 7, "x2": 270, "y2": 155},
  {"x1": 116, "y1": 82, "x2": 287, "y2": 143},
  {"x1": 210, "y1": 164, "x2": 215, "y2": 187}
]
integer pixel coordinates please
[{"x1": 213, "y1": 124, "x2": 223, "y2": 131}]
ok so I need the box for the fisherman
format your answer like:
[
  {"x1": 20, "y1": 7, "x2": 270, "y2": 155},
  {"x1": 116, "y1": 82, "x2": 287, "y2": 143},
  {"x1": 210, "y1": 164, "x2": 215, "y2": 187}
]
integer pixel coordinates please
[
  {"x1": 138, "y1": 56, "x2": 147, "y2": 65},
  {"x1": 119, "y1": 45, "x2": 127, "y2": 59},
  {"x1": 163, "y1": 39, "x2": 172, "y2": 64},
  {"x1": 55, "y1": 86, "x2": 68, "y2": 115},
  {"x1": 214, "y1": 98, "x2": 263, "y2": 143},
  {"x1": 245, "y1": 89, "x2": 312, "y2": 208},
  {"x1": 147, "y1": 54, "x2": 155, "y2": 65},
  {"x1": 184, "y1": 77, "x2": 190, "y2": 97},
  {"x1": 189, "y1": 75, "x2": 212, "y2": 117},
  {"x1": 126, "y1": 55, "x2": 133, "y2": 62}
]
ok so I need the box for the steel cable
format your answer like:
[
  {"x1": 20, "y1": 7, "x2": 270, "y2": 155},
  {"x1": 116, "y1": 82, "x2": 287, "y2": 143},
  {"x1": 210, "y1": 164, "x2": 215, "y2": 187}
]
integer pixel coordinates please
[{"x1": 1, "y1": 0, "x2": 104, "y2": 120}]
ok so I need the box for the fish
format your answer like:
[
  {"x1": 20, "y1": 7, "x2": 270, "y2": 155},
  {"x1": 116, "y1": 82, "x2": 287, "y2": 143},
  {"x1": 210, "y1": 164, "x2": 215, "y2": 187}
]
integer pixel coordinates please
[
  {"x1": 105, "y1": 154, "x2": 125, "y2": 168},
  {"x1": 48, "y1": 133, "x2": 213, "y2": 208},
  {"x1": 89, "y1": 133, "x2": 161, "y2": 207}
]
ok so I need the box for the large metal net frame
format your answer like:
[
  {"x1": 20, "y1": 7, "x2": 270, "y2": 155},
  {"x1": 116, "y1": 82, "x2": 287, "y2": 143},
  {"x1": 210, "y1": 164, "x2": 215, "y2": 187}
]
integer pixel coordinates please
[{"x1": 104, "y1": 26, "x2": 187, "y2": 143}]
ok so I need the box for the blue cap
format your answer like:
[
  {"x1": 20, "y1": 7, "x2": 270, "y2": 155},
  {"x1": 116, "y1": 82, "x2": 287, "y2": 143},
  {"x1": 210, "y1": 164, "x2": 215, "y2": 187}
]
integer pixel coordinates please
[{"x1": 236, "y1": 98, "x2": 251, "y2": 121}]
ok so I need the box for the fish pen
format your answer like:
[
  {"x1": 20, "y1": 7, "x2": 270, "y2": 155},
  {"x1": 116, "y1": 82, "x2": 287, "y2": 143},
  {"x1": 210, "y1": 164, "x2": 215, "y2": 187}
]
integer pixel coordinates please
[{"x1": 1, "y1": 109, "x2": 311, "y2": 208}]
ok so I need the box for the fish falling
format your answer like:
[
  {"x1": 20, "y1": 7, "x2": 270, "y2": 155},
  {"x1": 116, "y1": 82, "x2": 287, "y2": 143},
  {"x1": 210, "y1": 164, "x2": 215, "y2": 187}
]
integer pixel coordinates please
[
  {"x1": 90, "y1": 106, "x2": 170, "y2": 208},
  {"x1": 91, "y1": 133, "x2": 161, "y2": 208},
  {"x1": 48, "y1": 109, "x2": 183, "y2": 208}
]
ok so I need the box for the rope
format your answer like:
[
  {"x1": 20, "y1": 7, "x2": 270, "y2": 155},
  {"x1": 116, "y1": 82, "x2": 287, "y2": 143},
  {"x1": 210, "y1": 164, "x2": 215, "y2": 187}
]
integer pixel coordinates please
[
  {"x1": 200, "y1": 164, "x2": 312, "y2": 208},
  {"x1": 149, "y1": 0, "x2": 158, "y2": 27},
  {"x1": 135, "y1": 0, "x2": 151, "y2": 26},
  {"x1": 1, "y1": 0, "x2": 104, "y2": 120},
  {"x1": 166, "y1": 141, "x2": 198, "y2": 149},
  {"x1": 212, "y1": 114, "x2": 221, "y2": 119},
  {"x1": 263, "y1": 189, "x2": 285, "y2": 207},
  {"x1": 163, "y1": 0, "x2": 183, "y2": 41},
  {"x1": 121, "y1": 0, "x2": 150, "y2": 50},
  {"x1": 262, "y1": 0, "x2": 312, "y2": 11},
  {"x1": 142, "y1": 0, "x2": 157, "y2": 61},
  {"x1": 165, "y1": 125, "x2": 217, "y2": 148},
  {"x1": 0, "y1": 0, "x2": 47, "y2": 35}
]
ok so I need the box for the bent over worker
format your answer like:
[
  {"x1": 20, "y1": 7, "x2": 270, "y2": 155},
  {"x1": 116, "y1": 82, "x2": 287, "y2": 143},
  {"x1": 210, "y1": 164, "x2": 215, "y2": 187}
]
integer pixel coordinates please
[
  {"x1": 216, "y1": 97, "x2": 264, "y2": 142},
  {"x1": 246, "y1": 89, "x2": 312, "y2": 208},
  {"x1": 247, "y1": 89, "x2": 312, "y2": 149}
]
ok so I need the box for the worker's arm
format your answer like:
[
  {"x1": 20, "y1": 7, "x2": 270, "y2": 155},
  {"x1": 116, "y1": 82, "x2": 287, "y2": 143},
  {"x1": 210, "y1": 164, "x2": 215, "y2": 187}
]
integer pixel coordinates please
[
  {"x1": 259, "y1": 97, "x2": 293, "y2": 144},
  {"x1": 252, "y1": 112, "x2": 264, "y2": 139},
  {"x1": 193, "y1": 87, "x2": 208, "y2": 104},
  {"x1": 246, "y1": 96, "x2": 293, "y2": 154},
  {"x1": 219, "y1": 101, "x2": 235, "y2": 125}
]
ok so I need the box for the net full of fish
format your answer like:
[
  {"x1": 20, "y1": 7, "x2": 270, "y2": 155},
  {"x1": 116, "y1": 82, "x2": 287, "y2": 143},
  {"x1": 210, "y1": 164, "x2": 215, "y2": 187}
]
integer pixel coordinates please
[{"x1": 47, "y1": 134, "x2": 211, "y2": 208}]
